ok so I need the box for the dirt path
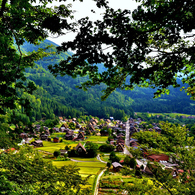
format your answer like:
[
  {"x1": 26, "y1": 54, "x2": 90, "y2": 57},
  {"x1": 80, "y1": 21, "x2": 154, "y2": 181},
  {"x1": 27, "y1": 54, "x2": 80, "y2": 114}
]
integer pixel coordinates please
[
  {"x1": 94, "y1": 168, "x2": 107, "y2": 195},
  {"x1": 97, "y1": 154, "x2": 107, "y2": 164}
]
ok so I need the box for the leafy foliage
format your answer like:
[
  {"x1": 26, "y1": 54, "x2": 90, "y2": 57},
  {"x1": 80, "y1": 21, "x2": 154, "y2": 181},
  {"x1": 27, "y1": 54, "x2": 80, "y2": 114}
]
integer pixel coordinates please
[
  {"x1": 49, "y1": 0, "x2": 195, "y2": 99},
  {"x1": 132, "y1": 121, "x2": 195, "y2": 195},
  {"x1": 0, "y1": 146, "x2": 90, "y2": 194}
]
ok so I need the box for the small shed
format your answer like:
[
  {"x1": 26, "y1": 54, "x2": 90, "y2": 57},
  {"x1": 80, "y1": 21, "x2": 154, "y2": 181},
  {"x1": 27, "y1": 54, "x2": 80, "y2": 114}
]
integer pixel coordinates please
[
  {"x1": 40, "y1": 134, "x2": 48, "y2": 140},
  {"x1": 53, "y1": 137, "x2": 59, "y2": 143},
  {"x1": 60, "y1": 149, "x2": 67, "y2": 155},
  {"x1": 20, "y1": 133, "x2": 28, "y2": 139},
  {"x1": 32, "y1": 140, "x2": 43, "y2": 147},
  {"x1": 112, "y1": 162, "x2": 123, "y2": 172}
]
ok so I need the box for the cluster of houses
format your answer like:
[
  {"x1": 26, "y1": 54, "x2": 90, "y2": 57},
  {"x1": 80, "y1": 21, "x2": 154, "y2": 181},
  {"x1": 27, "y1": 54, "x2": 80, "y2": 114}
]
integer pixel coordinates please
[
  {"x1": 18, "y1": 116, "x2": 187, "y2": 179},
  {"x1": 19, "y1": 117, "x2": 126, "y2": 148},
  {"x1": 125, "y1": 118, "x2": 188, "y2": 179}
]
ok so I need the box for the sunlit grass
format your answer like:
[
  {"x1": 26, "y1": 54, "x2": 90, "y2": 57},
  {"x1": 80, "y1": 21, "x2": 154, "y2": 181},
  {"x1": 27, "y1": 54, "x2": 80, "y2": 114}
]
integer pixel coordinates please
[
  {"x1": 53, "y1": 161, "x2": 105, "y2": 175},
  {"x1": 86, "y1": 136, "x2": 108, "y2": 143},
  {"x1": 100, "y1": 153, "x2": 126, "y2": 162},
  {"x1": 53, "y1": 161, "x2": 105, "y2": 168},
  {"x1": 36, "y1": 141, "x2": 78, "y2": 153},
  {"x1": 71, "y1": 157, "x2": 100, "y2": 162}
]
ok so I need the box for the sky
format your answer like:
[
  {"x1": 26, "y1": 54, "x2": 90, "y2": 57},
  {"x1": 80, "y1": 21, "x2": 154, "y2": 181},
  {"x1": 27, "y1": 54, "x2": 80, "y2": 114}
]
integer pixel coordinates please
[{"x1": 47, "y1": 0, "x2": 139, "y2": 45}]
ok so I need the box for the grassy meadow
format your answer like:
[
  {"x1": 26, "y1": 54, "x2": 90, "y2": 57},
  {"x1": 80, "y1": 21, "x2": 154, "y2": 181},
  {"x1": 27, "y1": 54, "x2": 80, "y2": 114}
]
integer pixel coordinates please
[{"x1": 34, "y1": 135, "x2": 108, "y2": 193}]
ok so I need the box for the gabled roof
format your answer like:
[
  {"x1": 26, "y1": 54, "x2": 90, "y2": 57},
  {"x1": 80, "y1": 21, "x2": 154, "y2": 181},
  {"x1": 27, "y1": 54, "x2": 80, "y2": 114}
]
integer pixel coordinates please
[
  {"x1": 75, "y1": 143, "x2": 86, "y2": 152},
  {"x1": 112, "y1": 162, "x2": 123, "y2": 168},
  {"x1": 117, "y1": 143, "x2": 124, "y2": 149},
  {"x1": 35, "y1": 140, "x2": 43, "y2": 143},
  {"x1": 78, "y1": 132, "x2": 85, "y2": 137}
]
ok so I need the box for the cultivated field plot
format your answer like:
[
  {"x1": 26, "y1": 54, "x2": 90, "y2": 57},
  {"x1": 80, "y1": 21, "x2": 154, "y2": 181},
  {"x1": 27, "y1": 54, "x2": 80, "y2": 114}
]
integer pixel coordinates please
[
  {"x1": 53, "y1": 160, "x2": 105, "y2": 192},
  {"x1": 53, "y1": 161, "x2": 105, "y2": 168},
  {"x1": 86, "y1": 136, "x2": 108, "y2": 143},
  {"x1": 36, "y1": 140, "x2": 78, "y2": 153},
  {"x1": 100, "y1": 153, "x2": 126, "y2": 162},
  {"x1": 49, "y1": 132, "x2": 66, "y2": 138},
  {"x1": 70, "y1": 157, "x2": 100, "y2": 162},
  {"x1": 81, "y1": 174, "x2": 96, "y2": 189},
  {"x1": 98, "y1": 171, "x2": 159, "y2": 195},
  {"x1": 53, "y1": 161, "x2": 105, "y2": 174}
]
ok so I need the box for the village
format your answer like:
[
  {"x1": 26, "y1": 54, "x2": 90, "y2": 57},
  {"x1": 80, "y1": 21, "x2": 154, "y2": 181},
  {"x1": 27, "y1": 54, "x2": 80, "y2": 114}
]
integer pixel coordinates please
[{"x1": 14, "y1": 115, "x2": 188, "y2": 194}]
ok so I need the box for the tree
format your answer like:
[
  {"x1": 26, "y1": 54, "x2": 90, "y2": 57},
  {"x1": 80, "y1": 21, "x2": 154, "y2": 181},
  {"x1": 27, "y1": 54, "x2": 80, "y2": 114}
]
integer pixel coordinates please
[
  {"x1": 49, "y1": 0, "x2": 195, "y2": 100},
  {"x1": 129, "y1": 157, "x2": 137, "y2": 169},
  {"x1": 0, "y1": 114, "x2": 21, "y2": 149},
  {"x1": 53, "y1": 150, "x2": 60, "y2": 158},
  {"x1": 0, "y1": 0, "x2": 76, "y2": 115},
  {"x1": 0, "y1": 146, "x2": 90, "y2": 194},
  {"x1": 109, "y1": 151, "x2": 120, "y2": 163},
  {"x1": 107, "y1": 162, "x2": 111, "y2": 168},
  {"x1": 132, "y1": 121, "x2": 195, "y2": 194},
  {"x1": 99, "y1": 144, "x2": 114, "y2": 153},
  {"x1": 123, "y1": 155, "x2": 131, "y2": 167},
  {"x1": 85, "y1": 141, "x2": 98, "y2": 157},
  {"x1": 69, "y1": 122, "x2": 76, "y2": 130}
]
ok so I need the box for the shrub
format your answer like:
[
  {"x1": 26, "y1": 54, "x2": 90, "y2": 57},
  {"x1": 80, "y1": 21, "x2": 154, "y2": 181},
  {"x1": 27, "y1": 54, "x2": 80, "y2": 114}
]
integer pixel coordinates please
[
  {"x1": 107, "y1": 162, "x2": 111, "y2": 168},
  {"x1": 99, "y1": 144, "x2": 115, "y2": 153},
  {"x1": 109, "y1": 151, "x2": 120, "y2": 163},
  {"x1": 129, "y1": 158, "x2": 137, "y2": 169},
  {"x1": 53, "y1": 150, "x2": 60, "y2": 158}
]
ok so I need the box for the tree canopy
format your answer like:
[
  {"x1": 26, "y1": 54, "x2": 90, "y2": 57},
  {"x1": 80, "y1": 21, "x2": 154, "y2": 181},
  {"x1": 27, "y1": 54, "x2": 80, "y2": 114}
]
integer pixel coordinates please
[
  {"x1": 0, "y1": 146, "x2": 90, "y2": 194},
  {"x1": 49, "y1": 0, "x2": 195, "y2": 99},
  {"x1": 0, "y1": 0, "x2": 76, "y2": 114}
]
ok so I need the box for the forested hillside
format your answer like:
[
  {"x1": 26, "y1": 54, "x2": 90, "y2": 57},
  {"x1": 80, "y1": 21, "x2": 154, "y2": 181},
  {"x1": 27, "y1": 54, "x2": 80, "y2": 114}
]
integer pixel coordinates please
[
  {"x1": 21, "y1": 40, "x2": 195, "y2": 122},
  {"x1": 20, "y1": 40, "x2": 134, "y2": 121},
  {"x1": 119, "y1": 80, "x2": 195, "y2": 114}
]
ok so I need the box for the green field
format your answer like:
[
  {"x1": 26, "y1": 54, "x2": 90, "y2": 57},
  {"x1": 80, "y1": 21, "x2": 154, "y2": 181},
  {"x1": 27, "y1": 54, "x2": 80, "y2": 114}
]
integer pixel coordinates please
[
  {"x1": 70, "y1": 157, "x2": 100, "y2": 162},
  {"x1": 136, "y1": 112, "x2": 195, "y2": 118},
  {"x1": 49, "y1": 132, "x2": 66, "y2": 138},
  {"x1": 35, "y1": 135, "x2": 108, "y2": 193},
  {"x1": 53, "y1": 160, "x2": 105, "y2": 192},
  {"x1": 86, "y1": 136, "x2": 108, "y2": 143},
  {"x1": 101, "y1": 153, "x2": 126, "y2": 162},
  {"x1": 53, "y1": 161, "x2": 105, "y2": 168},
  {"x1": 99, "y1": 171, "x2": 158, "y2": 194},
  {"x1": 36, "y1": 140, "x2": 78, "y2": 153}
]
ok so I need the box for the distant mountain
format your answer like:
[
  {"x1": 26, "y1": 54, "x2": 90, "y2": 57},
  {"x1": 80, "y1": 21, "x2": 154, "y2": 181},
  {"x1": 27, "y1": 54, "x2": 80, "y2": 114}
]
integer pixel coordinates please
[{"x1": 21, "y1": 39, "x2": 195, "y2": 122}]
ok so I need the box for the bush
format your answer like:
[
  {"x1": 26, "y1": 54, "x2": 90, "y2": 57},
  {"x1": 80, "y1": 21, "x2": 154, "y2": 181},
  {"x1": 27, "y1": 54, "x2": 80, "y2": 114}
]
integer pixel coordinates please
[
  {"x1": 109, "y1": 151, "x2": 120, "y2": 163},
  {"x1": 135, "y1": 169, "x2": 142, "y2": 178},
  {"x1": 107, "y1": 162, "x2": 111, "y2": 168},
  {"x1": 99, "y1": 144, "x2": 115, "y2": 153},
  {"x1": 68, "y1": 149, "x2": 78, "y2": 157},
  {"x1": 121, "y1": 167, "x2": 132, "y2": 176},
  {"x1": 53, "y1": 150, "x2": 60, "y2": 158},
  {"x1": 140, "y1": 164, "x2": 144, "y2": 170},
  {"x1": 129, "y1": 158, "x2": 137, "y2": 169}
]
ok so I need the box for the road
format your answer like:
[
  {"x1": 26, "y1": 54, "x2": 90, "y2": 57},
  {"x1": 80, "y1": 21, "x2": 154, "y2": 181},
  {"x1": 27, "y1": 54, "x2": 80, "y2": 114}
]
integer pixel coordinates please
[
  {"x1": 124, "y1": 119, "x2": 146, "y2": 168},
  {"x1": 125, "y1": 119, "x2": 130, "y2": 147},
  {"x1": 124, "y1": 119, "x2": 133, "y2": 157}
]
